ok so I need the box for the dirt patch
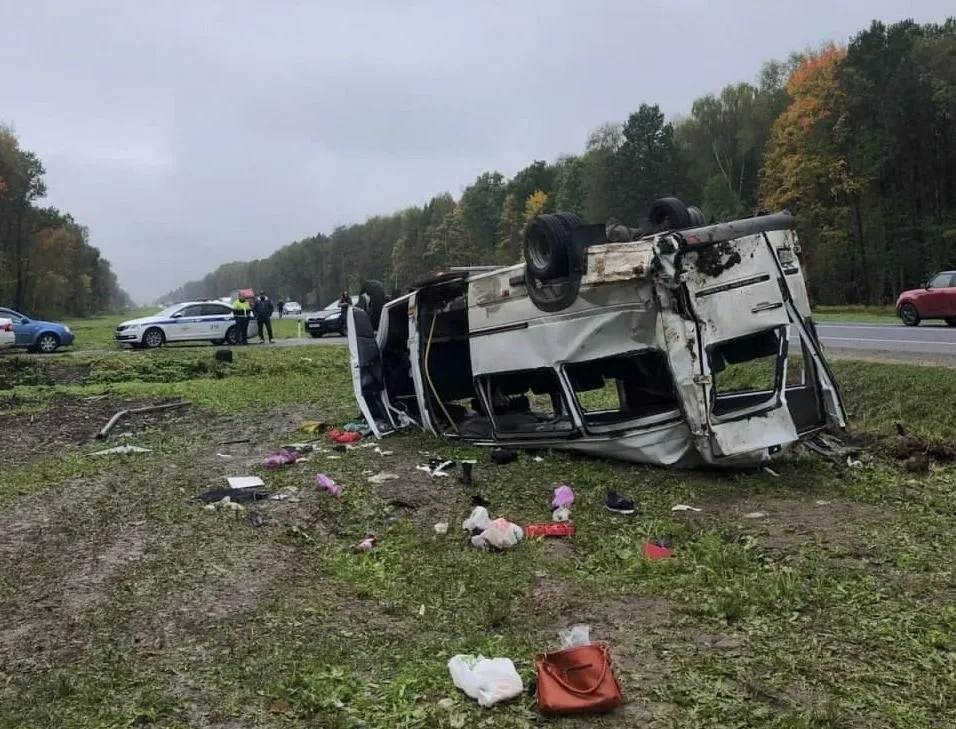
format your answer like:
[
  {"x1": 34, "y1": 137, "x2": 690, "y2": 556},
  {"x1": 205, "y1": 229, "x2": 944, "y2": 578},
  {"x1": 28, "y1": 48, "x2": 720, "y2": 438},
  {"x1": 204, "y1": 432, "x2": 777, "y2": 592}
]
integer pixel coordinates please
[
  {"x1": 370, "y1": 460, "x2": 471, "y2": 528},
  {"x1": 691, "y1": 497, "x2": 888, "y2": 552},
  {"x1": 0, "y1": 393, "x2": 189, "y2": 469}
]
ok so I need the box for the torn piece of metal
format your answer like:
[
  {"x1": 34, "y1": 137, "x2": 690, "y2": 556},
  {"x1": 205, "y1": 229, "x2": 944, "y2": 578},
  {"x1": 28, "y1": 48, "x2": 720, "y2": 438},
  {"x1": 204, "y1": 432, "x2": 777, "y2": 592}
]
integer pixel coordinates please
[
  {"x1": 346, "y1": 200, "x2": 847, "y2": 470},
  {"x1": 96, "y1": 400, "x2": 191, "y2": 440}
]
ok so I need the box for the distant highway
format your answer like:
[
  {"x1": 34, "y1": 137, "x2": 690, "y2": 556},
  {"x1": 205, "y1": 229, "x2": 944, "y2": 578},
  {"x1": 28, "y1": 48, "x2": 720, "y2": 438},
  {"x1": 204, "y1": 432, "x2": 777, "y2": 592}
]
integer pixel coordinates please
[{"x1": 816, "y1": 323, "x2": 956, "y2": 357}]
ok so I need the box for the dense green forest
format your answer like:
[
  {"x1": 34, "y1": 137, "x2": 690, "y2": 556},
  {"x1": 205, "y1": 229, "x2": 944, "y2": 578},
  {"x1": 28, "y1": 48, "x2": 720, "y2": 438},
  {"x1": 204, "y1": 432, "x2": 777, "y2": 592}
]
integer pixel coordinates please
[
  {"x1": 165, "y1": 19, "x2": 956, "y2": 308},
  {"x1": 0, "y1": 125, "x2": 130, "y2": 318}
]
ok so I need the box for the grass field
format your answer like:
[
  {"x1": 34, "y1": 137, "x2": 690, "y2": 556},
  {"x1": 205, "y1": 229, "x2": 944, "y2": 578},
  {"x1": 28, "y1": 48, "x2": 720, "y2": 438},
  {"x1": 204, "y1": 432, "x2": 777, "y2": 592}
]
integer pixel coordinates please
[{"x1": 1, "y1": 333, "x2": 955, "y2": 728}]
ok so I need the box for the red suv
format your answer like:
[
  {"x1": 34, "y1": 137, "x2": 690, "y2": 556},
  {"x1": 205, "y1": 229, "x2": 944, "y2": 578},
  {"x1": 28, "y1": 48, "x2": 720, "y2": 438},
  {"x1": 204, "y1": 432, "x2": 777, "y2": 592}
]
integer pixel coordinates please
[{"x1": 896, "y1": 270, "x2": 956, "y2": 326}]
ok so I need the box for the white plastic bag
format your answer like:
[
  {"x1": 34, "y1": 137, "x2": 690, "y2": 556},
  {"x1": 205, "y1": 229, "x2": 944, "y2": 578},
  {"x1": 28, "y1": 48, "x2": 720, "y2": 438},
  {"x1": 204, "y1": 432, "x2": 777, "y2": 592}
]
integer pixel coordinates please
[
  {"x1": 462, "y1": 506, "x2": 491, "y2": 532},
  {"x1": 448, "y1": 654, "x2": 523, "y2": 707},
  {"x1": 471, "y1": 518, "x2": 523, "y2": 550},
  {"x1": 559, "y1": 623, "x2": 591, "y2": 648}
]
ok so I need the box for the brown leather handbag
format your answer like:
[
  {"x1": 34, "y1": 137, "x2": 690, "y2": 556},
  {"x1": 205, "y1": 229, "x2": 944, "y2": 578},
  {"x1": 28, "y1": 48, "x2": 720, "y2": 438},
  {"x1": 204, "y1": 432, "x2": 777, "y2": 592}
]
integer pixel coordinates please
[{"x1": 534, "y1": 642, "x2": 623, "y2": 715}]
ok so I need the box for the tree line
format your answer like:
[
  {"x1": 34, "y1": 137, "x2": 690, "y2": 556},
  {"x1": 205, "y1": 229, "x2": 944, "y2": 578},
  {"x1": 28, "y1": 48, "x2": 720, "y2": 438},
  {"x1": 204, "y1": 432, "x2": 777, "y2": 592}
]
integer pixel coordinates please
[
  {"x1": 0, "y1": 125, "x2": 131, "y2": 318},
  {"x1": 164, "y1": 19, "x2": 956, "y2": 308}
]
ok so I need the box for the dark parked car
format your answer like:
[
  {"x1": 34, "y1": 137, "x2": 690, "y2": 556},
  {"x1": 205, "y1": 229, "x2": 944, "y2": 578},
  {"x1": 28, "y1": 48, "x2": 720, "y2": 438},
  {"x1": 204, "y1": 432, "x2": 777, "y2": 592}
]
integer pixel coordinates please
[
  {"x1": 896, "y1": 270, "x2": 956, "y2": 326},
  {"x1": 304, "y1": 297, "x2": 359, "y2": 338},
  {"x1": 0, "y1": 307, "x2": 75, "y2": 353}
]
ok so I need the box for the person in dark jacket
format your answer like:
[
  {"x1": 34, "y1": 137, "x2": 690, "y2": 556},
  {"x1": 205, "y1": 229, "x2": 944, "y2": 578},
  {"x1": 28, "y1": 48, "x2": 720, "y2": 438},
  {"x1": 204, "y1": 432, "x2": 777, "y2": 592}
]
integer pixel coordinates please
[
  {"x1": 254, "y1": 293, "x2": 275, "y2": 343},
  {"x1": 338, "y1": 291, "x2": 350, "y2": 334}
]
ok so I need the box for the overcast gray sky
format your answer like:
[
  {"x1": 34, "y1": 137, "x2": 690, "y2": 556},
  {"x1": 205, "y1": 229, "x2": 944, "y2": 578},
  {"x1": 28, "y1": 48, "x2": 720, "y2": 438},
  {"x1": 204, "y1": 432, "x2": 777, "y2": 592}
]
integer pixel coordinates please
[{"x1": 2, "y1": 0, "x2": 950, "y2": 302}]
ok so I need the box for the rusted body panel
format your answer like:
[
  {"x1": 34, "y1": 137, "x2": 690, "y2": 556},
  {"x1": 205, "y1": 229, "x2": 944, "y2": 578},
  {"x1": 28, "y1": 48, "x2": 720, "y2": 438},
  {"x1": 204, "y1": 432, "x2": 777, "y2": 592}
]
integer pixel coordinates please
[{"x1": 347, "y1": 211, "x2": 847, "y2": 469}]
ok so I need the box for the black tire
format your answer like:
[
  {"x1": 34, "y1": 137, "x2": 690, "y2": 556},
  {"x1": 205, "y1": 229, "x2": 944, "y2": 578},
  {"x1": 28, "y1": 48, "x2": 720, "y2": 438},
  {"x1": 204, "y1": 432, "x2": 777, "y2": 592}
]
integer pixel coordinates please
[
  {"x1": 35, "y1": 332, "x2": 60, "y2": 354},
  {"x1": 946, "y1": 318, "x2": 956, "y2": 327},
  {"x1": 648, "y1": 197, "x2": 692, "y2": 230},
  {"x1": 210, "y1": 339, "x2": 225, "y2": 346},
  {"x1": 142, "y1": 327, "x2": 165, "y2": 349},
  {"x1": 523, "y1": 213, "x2": 581, "y2": 280},
  {"x1": 310, "y1": 332, "x2": 323, "y2": 339},
  {"x1": 899, "y1": 303, "x2": 920, "y2": 326}
]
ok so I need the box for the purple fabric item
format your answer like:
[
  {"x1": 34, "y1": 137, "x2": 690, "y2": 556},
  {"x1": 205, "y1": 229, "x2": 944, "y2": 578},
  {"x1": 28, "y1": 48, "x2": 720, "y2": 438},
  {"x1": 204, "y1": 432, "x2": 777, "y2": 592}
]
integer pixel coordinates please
[
  {"x1": 264, "y1": 450, "x2": 300, "y2": 468},
  {"x1": 316, "y1": 473, "x2": 343, "y2": 497},
  {"x1": 552, "y1": 485, "x2": 575, "y2": 508}
]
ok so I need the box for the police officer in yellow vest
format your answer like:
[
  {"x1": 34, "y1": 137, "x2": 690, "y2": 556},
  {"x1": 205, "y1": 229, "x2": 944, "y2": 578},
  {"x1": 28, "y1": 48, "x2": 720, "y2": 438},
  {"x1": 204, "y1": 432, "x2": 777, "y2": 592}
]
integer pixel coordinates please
[{"x1": 231, "y1": 295, "x2": 252, "y2": 345}]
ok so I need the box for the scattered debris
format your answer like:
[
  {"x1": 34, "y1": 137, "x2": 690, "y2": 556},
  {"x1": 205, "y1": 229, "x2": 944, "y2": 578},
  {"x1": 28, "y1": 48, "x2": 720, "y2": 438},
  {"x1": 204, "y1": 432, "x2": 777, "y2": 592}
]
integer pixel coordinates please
[
  {"x1": 368, "y1": 472, "x2": 399, "y2": 484},
  {"x1": 418, "y1": 604, "x2": 426, "y2": 617},
  {"x1": 604, "y1": 490, "x2": 636, "y2": 515},
  {"x1": 300, "y1": 420, "x2": 326, "y2": 434},
  {"x1": 218, "y1": 438, "x2": 251, "y2": 446},
  {"x1": 343, "y1": 422, "x2": 367, "y2": 433},
  {"x1": 355, "y1": 535, "x2": 378, "y2": 553},
  {"x1": 198, "y1": 487, "x2": 269, "y2": 504},
  {"x1": 374, "y1": 446, "x2": 393, "y2": 456},
  {"x1": 281, "y1": 442, "x2": 316, "y2": 454},
  {"x1": 434, "y1": 522, "x2": 449, "y2": 535},
  {"x1": 315, "y1": 473, "x2": 343, "y2": 497},
  {"x1": 525, "y1": 523, "x2": 576, "y2": 538},
  {"x1": 471, "y1": 518, "x2": 523, "y2": 550},
  {"x1": 96, "y1": 400, "x2": 191, "y2": 439},
  {"x1": 215, "y1": 453, "x2": 233, "y2": 459},
  {"x1": 671, "y1": 504, "x2": 701, "y2": 512},
  {"x1": 559, "y1": 624, "x2": 591, "y2": 649},
  {"x1": 90, "y1": 444, "x2": 152, "y2": 456},
  {"x1": 551, "y1": 507, "x2": 571, "y2": 523},
  {"x1": 643, "y1": 542, "x2": 672, "y2": 560},
  {"x1": 533, "y1": 456, "x2": 544, "y2": 463},
  {"x1": 227, "y1": 476, "x2": 265, "y2": 489},
  {"x1": 490, "y1": 447, "x2": 518, "y2": 465},
  {"x1": 846, "y1": 456, "x2": 863, "y2": 468},
  {"x1": 264, "y1": 450, "x2": 301, "y2": 468},
  {"x1": 743, "y1": 511, "x2": 768, "y2": 519},
  {"x1": 448, "y1": 654, "x2": 523, "y2": 707},
  {"x1": 462, "y1": 506, "x2": 491, "y2": 533},
  {"x1": 250, "y1": 511, "x2": 264, "y2": 528},
  {"x1": 459, "y1": 461, "x2": 475, "y2": 486},
  {"x1": 417, "y1": 459, "x2": 454, "y2": 477},
  {"x1": 763, "y1": 466, "x2": 780, "y2": 478},
  {"x1": 551, "y1": 485, "x2": 575, "y2": 509},
  {"x1": 329, "y1": 428, "x2": 362, "y2": 444},
  {"x1": 815, "y1": 499, "x2": 832, "y2": 506}
]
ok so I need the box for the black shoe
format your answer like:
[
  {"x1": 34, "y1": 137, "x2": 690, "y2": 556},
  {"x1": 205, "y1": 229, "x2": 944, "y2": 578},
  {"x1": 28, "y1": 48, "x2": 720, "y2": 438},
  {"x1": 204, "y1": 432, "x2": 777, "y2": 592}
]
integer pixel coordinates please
[
  {"x1": 459, "y1": 461, "x2": 474, "y2": 486},
  {"x1": 605, "y1": 490, "x2": 637, "y2": 515},
  {"x1": 490, "y1": 447, "x2": 518, "y2": 465}
]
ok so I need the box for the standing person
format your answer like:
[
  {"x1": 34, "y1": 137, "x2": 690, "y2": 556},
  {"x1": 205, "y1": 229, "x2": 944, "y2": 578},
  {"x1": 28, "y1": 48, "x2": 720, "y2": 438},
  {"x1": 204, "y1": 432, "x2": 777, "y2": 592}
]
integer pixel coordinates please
[
  {"x1": 255, "y1": 293, "x2": 275, "y2": 343},
  {"x1": 338, "y1": 290, "x2": 351, "y2": 334},
  {"x1": 277, "y1": 299, "x2": 285, "y2": 318},
  {"x1": 231, "y1": 294, "x2": 252, "y2": 345}
]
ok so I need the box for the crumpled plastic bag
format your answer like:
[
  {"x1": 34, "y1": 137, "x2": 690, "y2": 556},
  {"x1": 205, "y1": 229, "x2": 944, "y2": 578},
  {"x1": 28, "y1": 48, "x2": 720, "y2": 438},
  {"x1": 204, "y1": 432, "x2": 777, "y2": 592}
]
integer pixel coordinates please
[
  {"x1": 448, "y1": 654, "x2": 523, "y2": 707},
  {"x1": 471, "y1": 518, "x2": 523, "y2": 550},
  {"x1": 462, "y1": 506, "x2": 491, "y2": 533},
  {"x1": 552, "y1": 506, "x2": 571, "y2": 522},
  {"x1": 559, "y1": 623, "x2": 591, "y2": 648}
]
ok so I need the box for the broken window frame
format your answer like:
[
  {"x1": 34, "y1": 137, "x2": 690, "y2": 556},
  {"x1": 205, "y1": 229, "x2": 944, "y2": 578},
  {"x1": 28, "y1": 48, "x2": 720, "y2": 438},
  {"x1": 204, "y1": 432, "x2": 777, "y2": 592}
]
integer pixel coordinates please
[
  {"x1": 561, "y1": 349, "x2": 684, "y2": 436},
  {"x1": 473, "y1": 367, "x2": 580, "y2": 440},
  {"x1": 706, "y1": 325, "x2": 789, "y2": 423}
]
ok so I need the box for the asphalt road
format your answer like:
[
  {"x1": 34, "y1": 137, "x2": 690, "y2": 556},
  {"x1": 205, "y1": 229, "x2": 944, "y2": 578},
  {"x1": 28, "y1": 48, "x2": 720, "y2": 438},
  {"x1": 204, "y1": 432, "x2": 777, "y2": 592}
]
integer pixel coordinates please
[{"x1": 815, "y1": 323, "x2": 956, "y2": 357}]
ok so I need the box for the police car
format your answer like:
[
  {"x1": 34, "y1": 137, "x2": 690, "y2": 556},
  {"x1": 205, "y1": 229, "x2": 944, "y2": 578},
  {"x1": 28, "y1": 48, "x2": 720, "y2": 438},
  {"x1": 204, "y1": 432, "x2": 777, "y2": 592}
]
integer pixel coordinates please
[{"x1": 115, "y1": 301, "x2": 253, "y2": 348}]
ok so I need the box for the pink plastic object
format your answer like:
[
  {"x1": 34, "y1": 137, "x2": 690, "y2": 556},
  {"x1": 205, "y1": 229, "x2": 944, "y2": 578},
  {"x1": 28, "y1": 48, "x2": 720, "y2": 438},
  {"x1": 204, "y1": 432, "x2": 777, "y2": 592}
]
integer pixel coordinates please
[
  {"x1": 315, "y1": 473, "x2": 343, "y2": 496},
  {"x1": 552, "y1": 485, "x2": 575, "y2": 509},
  {"x1": 356, "y1": 535, "x2": 377, "y2": 552},
  {"x1": 264, "y1": 450, "x2": 300, "y2": 468}
]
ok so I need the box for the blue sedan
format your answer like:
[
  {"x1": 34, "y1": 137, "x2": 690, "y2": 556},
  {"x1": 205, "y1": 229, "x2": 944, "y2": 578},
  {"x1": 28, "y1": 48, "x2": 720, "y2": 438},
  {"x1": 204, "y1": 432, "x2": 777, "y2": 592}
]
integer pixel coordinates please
[{"x1": 0, "y1": 307, "x2": 75, "y2": 353}]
